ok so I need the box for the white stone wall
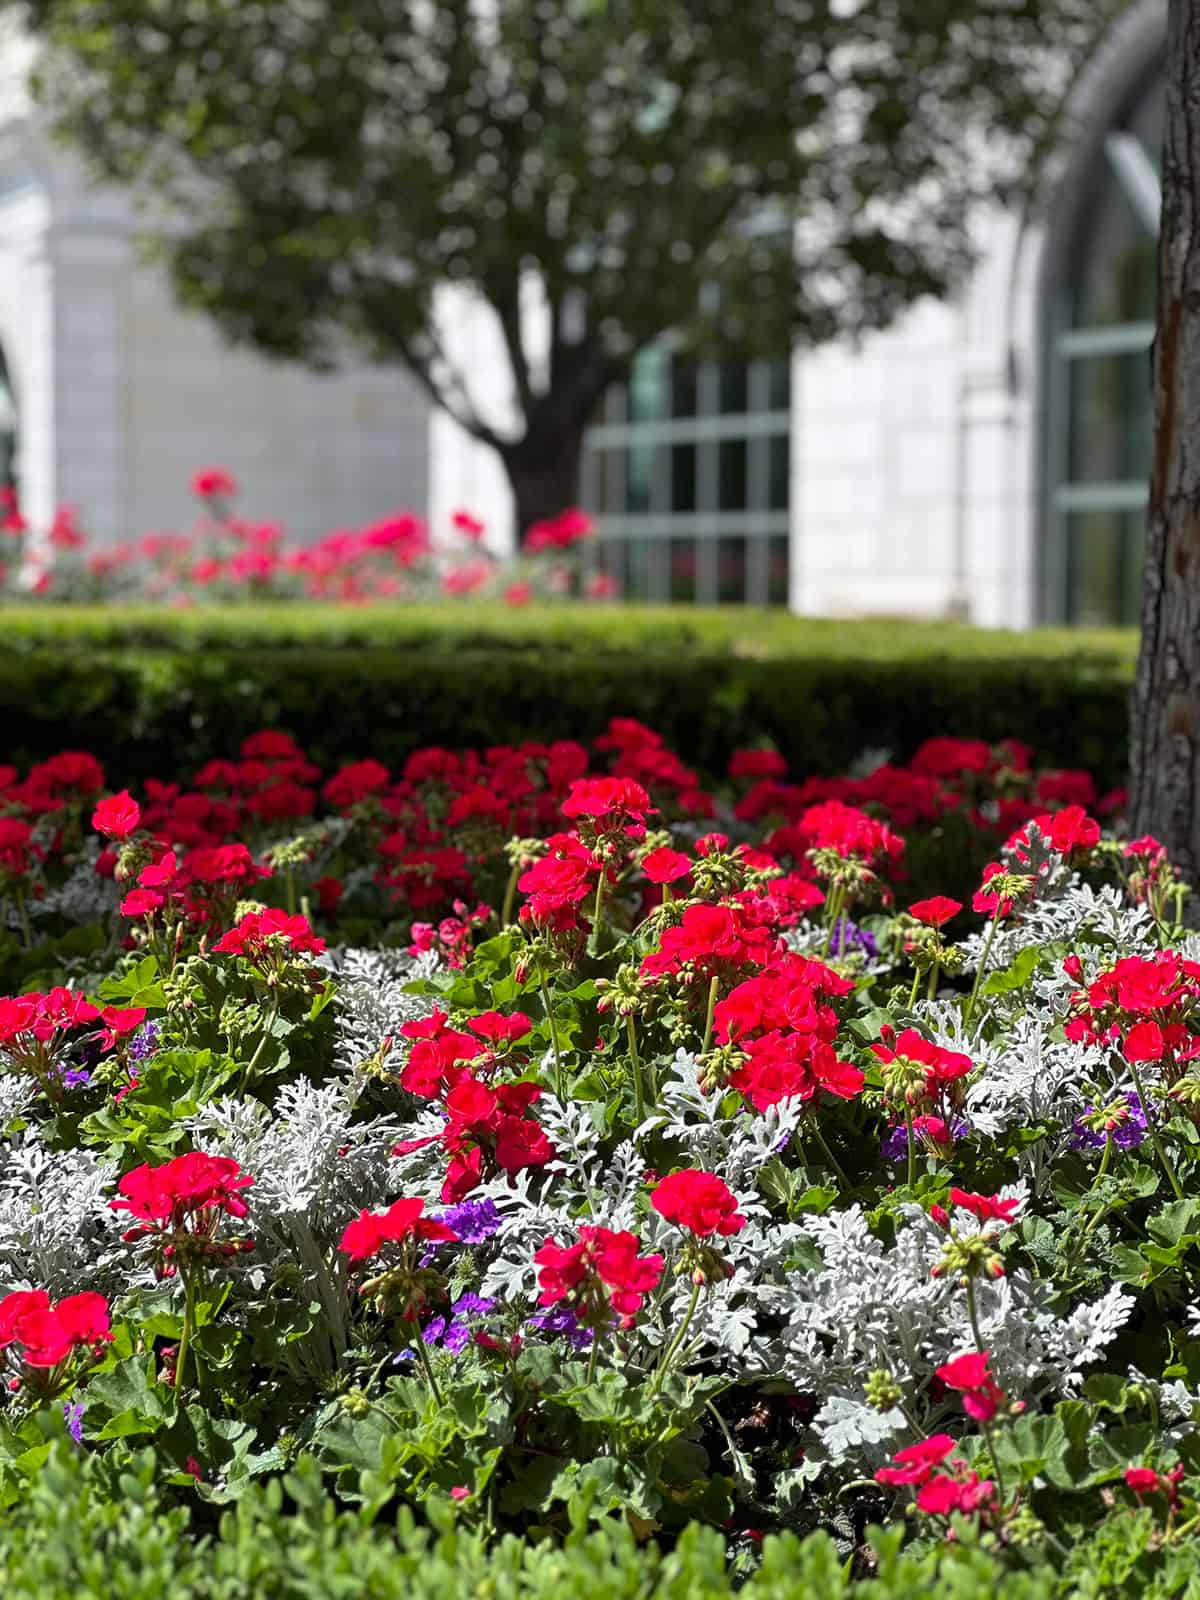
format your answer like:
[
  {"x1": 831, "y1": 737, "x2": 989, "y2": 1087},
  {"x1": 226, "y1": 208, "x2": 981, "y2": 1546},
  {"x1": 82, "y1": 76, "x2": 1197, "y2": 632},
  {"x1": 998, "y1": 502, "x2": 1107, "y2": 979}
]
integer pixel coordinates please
[
  {"x1": 0, "y1": 26, "x2": 432, "y2": 550},
  {"x1": 790, "y1": 206, "x2": 1041, "y2": 629}
]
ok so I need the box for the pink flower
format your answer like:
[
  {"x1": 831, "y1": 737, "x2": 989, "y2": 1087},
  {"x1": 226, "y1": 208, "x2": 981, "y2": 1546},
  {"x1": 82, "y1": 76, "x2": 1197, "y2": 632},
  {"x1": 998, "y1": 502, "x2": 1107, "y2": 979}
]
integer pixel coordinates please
[{"x1": 191, "y1": 467, "x2": 238, "y2": 500}]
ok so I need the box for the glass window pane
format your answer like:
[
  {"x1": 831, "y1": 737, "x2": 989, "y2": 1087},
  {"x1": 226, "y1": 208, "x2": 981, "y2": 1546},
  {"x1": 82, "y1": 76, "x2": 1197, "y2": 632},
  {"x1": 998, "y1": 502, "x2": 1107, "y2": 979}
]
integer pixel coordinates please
[
  {"x1": 767, "y1": 357, "x2": 791, "y2": 412},
  {"x1": 1068, "y1": 350, "x2": 1153, "y2": 484},
  {"x1": 671, "y1": 355, "x2": 698, "y2": 419},
  {"x1": 603, "y1": 449, "x2": 625, "y2": 515},
  {"x1": 602, "y1": 383, "x2": 627, "y2": 425},
  {"x1": 628, "y1": 350, "x2": 666, "y2": 423},
  {"x1": 669, "y1": 538, "x2": 699, "y2": 601},
  {"x1": 626, "y1": 441, "x2": 653, "y2": 513},
  {"x1": 718, "y1": 439, "x2": 747, "y2": 512},
  {"x1": 768, "y1": 434, "x2": 790, "y2": 511},
  {"x1": 1066, "y1": 510, "x2": 1145, "y2": 626},
  {"x1": 767, "y1": 535, "x2": 790, "y2": 605},
  {"x1": 719, "y1": 359, "x2": 749, "y2": 415},
  {"x1": 717, "y1": 535, "x2": 748, "y2": 603},
  {"x1": 624, "y1": 539, "x2": 655, "y2": 601},
  {"x1": 671, "y1": 443, "x2": 697, "y2": 513}
]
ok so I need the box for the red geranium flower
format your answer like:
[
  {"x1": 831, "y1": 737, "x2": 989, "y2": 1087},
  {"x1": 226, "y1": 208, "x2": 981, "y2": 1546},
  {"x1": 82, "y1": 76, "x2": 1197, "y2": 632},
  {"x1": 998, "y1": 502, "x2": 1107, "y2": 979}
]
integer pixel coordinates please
[
  {"x1": 875, "y1": 1433, "x2": 957, "y2": 1486},
  {"x1": 651, "y1": 1170, "x2": 745, "y2": 1237},
  {"x1": 338, "y1": 1197, "x2": 458, "y2": 1264},
  {"x1": 908, "y1": 896, "x2": 962, "y2": 928},
  {"x1": 947, "y1": 1188, "x2": 1022, "y2": 1226},
  {"x1": 92, "y1": 791, "x2": 141, "y2": 841}
]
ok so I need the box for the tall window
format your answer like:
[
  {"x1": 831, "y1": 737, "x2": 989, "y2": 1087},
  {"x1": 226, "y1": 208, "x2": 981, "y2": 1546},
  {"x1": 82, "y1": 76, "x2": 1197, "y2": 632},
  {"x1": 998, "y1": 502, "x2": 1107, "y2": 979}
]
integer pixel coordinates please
[
  {"x1": 1042, "y1": 59, "x2": 1163, "y2": 624},
  {"x1": 580, "y1": 348, "x2": 791, "y2": 604}
]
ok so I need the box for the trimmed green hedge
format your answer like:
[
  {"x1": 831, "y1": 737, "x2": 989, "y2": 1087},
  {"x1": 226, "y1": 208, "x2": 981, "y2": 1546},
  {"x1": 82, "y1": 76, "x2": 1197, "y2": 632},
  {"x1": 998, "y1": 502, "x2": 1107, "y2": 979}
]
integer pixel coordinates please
[
  {"x1": 0, "y1": 1434, "x2": 1143, "y2": 1600},
  {"x1": 0, "y1": 606, "x2": 1135, "y2": 785}
]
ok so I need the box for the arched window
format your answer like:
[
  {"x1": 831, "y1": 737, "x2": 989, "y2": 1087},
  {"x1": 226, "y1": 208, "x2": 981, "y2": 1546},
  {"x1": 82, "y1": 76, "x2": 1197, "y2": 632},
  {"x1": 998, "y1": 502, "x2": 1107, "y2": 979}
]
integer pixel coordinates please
[{"x1": 1041, "y1": 56, "x2": 1163, "y2": 624}]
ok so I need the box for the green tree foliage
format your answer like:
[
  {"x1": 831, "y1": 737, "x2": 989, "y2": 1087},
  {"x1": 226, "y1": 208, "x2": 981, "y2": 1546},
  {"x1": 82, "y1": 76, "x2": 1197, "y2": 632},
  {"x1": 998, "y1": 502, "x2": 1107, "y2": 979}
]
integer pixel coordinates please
[{"x1": 13, "y1": 0, "x2": 1112, "y2": 532}]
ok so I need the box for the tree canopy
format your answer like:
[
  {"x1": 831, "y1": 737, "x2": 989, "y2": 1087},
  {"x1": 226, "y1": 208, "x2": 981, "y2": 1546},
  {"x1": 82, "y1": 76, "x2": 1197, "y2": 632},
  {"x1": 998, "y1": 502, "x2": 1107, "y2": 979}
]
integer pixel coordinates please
[{"x1": 13, "y1": 0, "x2": 1115, "y2": 531}]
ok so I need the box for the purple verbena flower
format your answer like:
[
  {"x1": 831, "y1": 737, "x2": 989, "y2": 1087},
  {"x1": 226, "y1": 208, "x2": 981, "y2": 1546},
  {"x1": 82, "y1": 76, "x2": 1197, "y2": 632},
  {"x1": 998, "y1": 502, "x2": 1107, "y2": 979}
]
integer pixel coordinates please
[
  {"x1": 127, "y1": 1022, "x2": 161, "y2": 1063},
  {"x1": 527, "y1": 1305, "x2": 593, "y2": 1350},
  {"x1": 60, "y1": 1067, "x2": 92, "y2": 1091},
  {"x1": 399, "y1": 1292, "x2": 498, "y2": 1360},
  {"x1": 436, "y1": 1198, "x2": 502, "y2": 1244},
  {"x1": 63, "y1": 1402, "x2": 84, "y2": 1444},
  {"x1": 1070, "y1": 1094, "x2": 1148, "y2": 1152},
  {"x1": 830, "y1": 917, "x2": 878, "y2": 959},
  {"x1": 881, "y1": 1115, "x2": 970, "y2": 1161}
]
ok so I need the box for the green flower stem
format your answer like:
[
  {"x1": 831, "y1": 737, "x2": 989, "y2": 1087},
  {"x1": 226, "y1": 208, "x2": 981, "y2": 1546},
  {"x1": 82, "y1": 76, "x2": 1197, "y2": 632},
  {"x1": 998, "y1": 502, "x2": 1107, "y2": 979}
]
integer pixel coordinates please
[
  {"x1": 1126, "y1": 1059, "x2": 1184, "y2": 1201},
  {"x1": 964, "y1": 908, "x2": 1002, "y2": 1024},
  {"x1": 701, "y1": 975, "x2": 720, "y2": 1056},
  {"x1": 284, "y1": 864, "x2": 297, "y2": 916},
  {"x1": 907, "y1": 967, "x2": 922, "y2": 1009},
  {"x1": 412, "y1": 1323, "x2": 443, "y2": 1406},
  {"x1": 585, "y1": 1327, "x2": 603, "y2": 1386},
  {"x1": 964, "y1": 1275, "x2": 986, "y2": 1360},
  {"x1": 538, "y1": 961, "x2": 566, "y2": 1102},
  {"x1": 926, "y1": 960, "x2": 940, "y2": 1002},
  {"x1": 626, "y1": 1012, "x2": 646, "y2": 1126},
  {"x1": 810, "y1": 1118, "x2": 849, "y2": 1190},
  {"x1": 979, "y1": 1416, "x2": 1008, "y2": 1510},
  {"x1": 904, "y1": 1105, "x2": 917, "y2": 1191},
  {"x1": 587, "y1": 868, "x2": 607, "y2": 958},
  {"x1": 651, "y1": 1277, "x2": 703, "y2": 1396},
  {"x1": 500, "y1": 862, "x2": 519, "y2": 929},
  {"x1": 365, "y1": 1346, "x2": 396, "y2": 1399},
  {"x1": 175, "y1": 1264, "x2": 201, "y2": 1399},
  {"x1": 1071, "y1": 1135, "x2": 1114, "y2": 1257},
  {"x1": 821, "y1": 885, "x2": 846, "y2": 959}
]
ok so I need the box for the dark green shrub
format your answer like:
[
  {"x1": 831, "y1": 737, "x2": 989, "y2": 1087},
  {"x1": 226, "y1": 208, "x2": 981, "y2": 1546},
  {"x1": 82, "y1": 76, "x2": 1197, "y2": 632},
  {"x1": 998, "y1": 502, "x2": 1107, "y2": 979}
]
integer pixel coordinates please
[{"x1": 0, "y1": 606, "x2": 1133, "y2": 787}]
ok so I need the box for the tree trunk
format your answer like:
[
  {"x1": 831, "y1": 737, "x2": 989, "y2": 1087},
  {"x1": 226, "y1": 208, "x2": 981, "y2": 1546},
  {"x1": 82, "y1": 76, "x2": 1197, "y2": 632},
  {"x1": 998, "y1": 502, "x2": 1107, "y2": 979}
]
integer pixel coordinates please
[
  {"x1": 1131, "y1": 0, "x2": 1200, "y2": 880},
  {"x1": 503, "y1": 426, "x2": 585, "y2": 545}
]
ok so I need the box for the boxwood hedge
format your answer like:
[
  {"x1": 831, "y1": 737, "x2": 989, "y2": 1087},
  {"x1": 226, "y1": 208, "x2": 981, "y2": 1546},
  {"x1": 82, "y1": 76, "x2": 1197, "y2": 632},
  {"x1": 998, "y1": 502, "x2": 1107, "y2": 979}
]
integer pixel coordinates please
[{"x1": 0, "y1": 605, "x2": 1135, "y2": 786}]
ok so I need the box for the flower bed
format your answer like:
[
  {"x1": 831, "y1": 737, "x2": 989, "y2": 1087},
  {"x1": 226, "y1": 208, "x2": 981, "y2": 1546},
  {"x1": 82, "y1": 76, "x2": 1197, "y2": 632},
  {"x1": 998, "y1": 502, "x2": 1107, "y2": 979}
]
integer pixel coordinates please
[
  {"x1": 2, "y1": 723, "x2": 1199, "y2": 1592},
  {"x1": 1, "y1": 475, "x2": 608, "y2": 605}
]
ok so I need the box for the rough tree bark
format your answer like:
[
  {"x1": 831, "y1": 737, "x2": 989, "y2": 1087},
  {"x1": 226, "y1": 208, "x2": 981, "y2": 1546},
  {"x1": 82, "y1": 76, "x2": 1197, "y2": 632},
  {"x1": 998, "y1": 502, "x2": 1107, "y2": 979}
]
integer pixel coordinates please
[{"x1": 1131, "y1": 0, "x2": 1200, "y2": 881}]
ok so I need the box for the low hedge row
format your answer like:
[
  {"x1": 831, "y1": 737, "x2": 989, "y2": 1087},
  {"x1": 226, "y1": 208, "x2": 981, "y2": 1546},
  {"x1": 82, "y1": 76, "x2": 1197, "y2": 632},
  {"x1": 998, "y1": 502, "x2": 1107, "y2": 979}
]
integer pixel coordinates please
[
  {"x1": 2, "y1": 652, "x2": 1131, "y2": 790},
  {"x1": 0, "y1": 1436, "x2": 1176, "y2": 1600},
  {"x1": 0, "y1": 603, "x2": 1140, "y2": 660}
]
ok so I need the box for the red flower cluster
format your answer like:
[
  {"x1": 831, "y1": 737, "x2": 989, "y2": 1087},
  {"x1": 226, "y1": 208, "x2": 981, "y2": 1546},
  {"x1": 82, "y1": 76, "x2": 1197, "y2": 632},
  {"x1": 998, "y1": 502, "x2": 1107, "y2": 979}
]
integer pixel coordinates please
[
  {"x1": 935, "y1": 1350, "x2": 1007, "y2": 1422},
  {"x1": 710, "y1": 954, "x2": 861, "y2": 1111},
  {"x1": 640, "y1": 901, "x2": 780, "y2": 983},
  {"x1": 111, "y1": 1152, "x2": 255, "y2": 1276},
  {"x1": 338, "y1": 1197, "x2": 458, "y2": 1264},
  {"x1": 0, "y1": 988, "x2": 101, "y2": 1093},
  {"x1": 870, "y1": 1027, "x2": 973, "y2": 1110},
  {"x1": 651, "y1": 1170, "x2": 745, "y2": 1237},
  {"x1": 393, "y1": 1011, "x2": 554, "y2": 1201},
  {"x1": 534, "y1": 1226, "x2": 664, "y2": 1328},
  {"x1": 0, "y1": 1288, "x2": 111, "y2": 1373},
  {"x1": 1064, "y1": 951, "x2": 1200, "y2": 1070},
  {"x1": 211, "y1": 907, "x2": 327, "y2": 965},
  {"x1": 874, "y1": 1430, "x2": 998, "y2": 1517}
]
